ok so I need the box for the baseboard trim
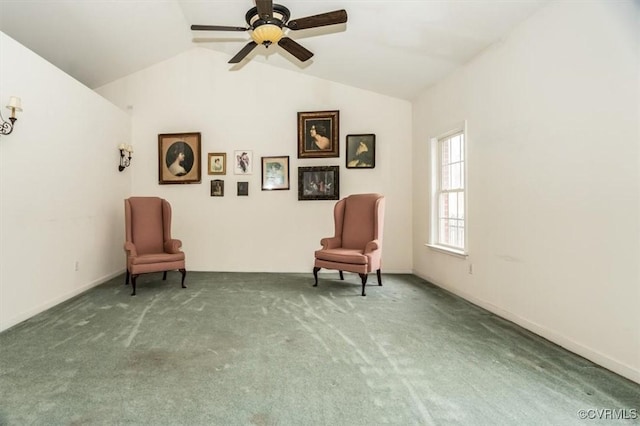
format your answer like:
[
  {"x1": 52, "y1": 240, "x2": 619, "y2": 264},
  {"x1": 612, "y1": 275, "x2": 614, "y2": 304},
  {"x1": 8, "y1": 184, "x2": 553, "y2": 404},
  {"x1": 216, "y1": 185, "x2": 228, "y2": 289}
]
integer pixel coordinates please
[
  {"x1": 412, "y1": 270, "x2": 640, "y2": 384},
  {"x1": 0, "y1": 269, "x2": 124, "y2": 333}
]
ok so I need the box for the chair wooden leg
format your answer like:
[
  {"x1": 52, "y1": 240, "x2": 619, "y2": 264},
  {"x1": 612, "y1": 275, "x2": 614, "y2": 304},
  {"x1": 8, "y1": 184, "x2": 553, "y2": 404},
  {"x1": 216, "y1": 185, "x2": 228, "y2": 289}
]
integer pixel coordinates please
[
  {"x1": 125, "y1": 270, "x2": 130, "y2": 285},
  {"x1": 377, "y1": 269, "x2": 382, "y2": 286},
  {"x1": 339, "y1": 271, "x2": 344, "y2": 280},
  {"x1": 313, "y1": 267, "x2": 320, "y2": 287},
  {"x1": 359, "y1": 273, "x2": 367, "y2": 296},
  {"x1": 180, "y1": 269, "x2": 187, "y2": 288},
  {"x1": 131, "y1": 275, "x2": 138, "y2": 296},
  {"x1": 162, "y1": 271, "x2": 167, "y2": 280}
]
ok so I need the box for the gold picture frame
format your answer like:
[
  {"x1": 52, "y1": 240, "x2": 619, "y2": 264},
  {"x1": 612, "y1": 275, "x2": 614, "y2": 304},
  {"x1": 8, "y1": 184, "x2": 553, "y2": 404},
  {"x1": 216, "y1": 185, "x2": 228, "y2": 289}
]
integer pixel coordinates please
[
  {"x1": 208, "y1": 153, "x2": 226, "y2": 175},
  {"x1": 297, "y1": 110, "x2": 339, "y2": 158},
  {"x1": 158, "y1": 132, "x2": 201, "y2": 184}
]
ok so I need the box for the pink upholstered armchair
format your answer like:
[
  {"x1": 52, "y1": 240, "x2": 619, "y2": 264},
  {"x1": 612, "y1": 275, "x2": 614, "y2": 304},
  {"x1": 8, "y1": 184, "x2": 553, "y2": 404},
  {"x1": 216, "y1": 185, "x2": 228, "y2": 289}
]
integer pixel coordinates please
[
  {"x1": 313, "y1": 193, "x2": 385, "y2": 296},
  {"x1": 124, "y1": 197, "x2": 186, "y2": 296}
]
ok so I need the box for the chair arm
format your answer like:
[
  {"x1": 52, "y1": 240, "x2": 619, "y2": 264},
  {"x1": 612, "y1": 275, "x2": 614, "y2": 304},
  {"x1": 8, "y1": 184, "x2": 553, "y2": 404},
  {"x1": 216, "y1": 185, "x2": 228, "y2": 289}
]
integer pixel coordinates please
[
  {"x1": 320, "y1": 237, "x2": 341, "y2": 249},
  {"x1": 164, "y1": 239, "x2": 183, "y2": 254},
  {"x1": 364, "y1": 239, "x2": 381, "y2": 254},
  {"x1": 124, "y1": 242, "x2": 137, "y2": 257}
]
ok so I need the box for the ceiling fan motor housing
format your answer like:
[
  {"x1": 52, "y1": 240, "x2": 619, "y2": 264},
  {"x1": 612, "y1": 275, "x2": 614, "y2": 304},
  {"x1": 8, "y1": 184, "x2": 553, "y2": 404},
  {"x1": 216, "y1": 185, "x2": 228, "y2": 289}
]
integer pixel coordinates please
[{"x1": 245, "y1": 4, "x2": 290, "y2": 46}]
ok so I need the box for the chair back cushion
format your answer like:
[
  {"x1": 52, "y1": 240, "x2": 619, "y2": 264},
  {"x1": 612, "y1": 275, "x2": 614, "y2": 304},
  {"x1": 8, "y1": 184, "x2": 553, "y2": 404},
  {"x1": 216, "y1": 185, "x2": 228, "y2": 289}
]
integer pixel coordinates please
[
  {"x1": 127, "y1": 197, "x2": 165, "y2": 255},
  {"x1": 341, "y1": 194, "x2": 383, "y2": 249}
]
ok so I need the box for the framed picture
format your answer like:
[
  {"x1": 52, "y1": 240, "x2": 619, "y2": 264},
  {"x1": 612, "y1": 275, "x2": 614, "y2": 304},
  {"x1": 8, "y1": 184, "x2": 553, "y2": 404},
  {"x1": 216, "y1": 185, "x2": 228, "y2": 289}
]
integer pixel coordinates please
[
  {"x1": 234, "y1": 150, "x2": 253, "y2": 175},
  {"x1": 158, "y1": 132, "x2": 201, "y2": 184},
  {"x1": 297, "y1": 110, "x2": 339, "y2": 158},
  {"x1": 346, "y1": 134, "x2": 376, "y2": 169},
  {"x1": 261, "y1": 156, "x2": 290, "y2": 191},
  {"x1": 237, "y1": 181, "x2": 249, "y2": 196},
  {"x1": 298, "y1": 166, "x2": 339, "y2": 201},
  {"x1": 210, "y1": 179, "x2": 224, "y2": 196},
  {"x1": 208, "y1": 153, "x2": 226, "y2": 175}
]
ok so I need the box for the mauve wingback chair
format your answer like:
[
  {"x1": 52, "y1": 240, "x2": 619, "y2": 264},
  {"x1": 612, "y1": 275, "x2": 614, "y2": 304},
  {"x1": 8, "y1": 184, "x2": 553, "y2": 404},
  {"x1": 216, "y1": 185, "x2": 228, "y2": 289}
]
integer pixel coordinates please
[
  {"x1": 313, "y1": 193, "x2": 385, "y2": 296},
  {"x1": 124, "y1": 197, "x2": 186, "y2": 296}
]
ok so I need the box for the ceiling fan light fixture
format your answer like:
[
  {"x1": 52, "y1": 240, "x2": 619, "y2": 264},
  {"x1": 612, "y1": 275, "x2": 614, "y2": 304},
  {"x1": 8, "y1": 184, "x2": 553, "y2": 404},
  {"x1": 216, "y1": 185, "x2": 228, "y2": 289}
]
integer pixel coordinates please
[{"x1": 251, "y1": 24, "x2": 284, "y2": 46}]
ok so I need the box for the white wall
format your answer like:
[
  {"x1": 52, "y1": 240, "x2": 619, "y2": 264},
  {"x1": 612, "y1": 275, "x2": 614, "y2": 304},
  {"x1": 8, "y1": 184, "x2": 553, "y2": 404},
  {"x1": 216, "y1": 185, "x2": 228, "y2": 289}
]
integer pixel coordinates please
[
  {"x1": 0, "y1": 32, "x2": 132, "y2": 331},
  {"x1": 412, "y1": 1, "x2": 640, "y2": 382},
  {"x1": 96, "y1": 47, "x2": 413, "y2": 274}
]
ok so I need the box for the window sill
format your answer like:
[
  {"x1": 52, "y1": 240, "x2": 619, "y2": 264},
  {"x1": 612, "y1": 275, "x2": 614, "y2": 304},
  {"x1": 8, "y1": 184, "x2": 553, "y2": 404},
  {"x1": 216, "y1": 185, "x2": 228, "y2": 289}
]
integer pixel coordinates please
[{"x1": 425, "y1": 244, "x2": 468, "y2": 258}]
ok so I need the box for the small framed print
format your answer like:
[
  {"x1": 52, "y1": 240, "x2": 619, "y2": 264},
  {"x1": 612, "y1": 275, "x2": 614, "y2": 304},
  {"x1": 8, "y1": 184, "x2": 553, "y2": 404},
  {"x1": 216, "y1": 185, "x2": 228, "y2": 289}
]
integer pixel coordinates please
[
  {"x1": 234, "y1": 150, "x2": 253, "y2": 175},
  {"x1": 158, "y1": 132, "x2": 201, "y2": 184},
  {"x1": 210, "y1": 179, "x2": 224, "y2": 196},
  {"x1": 346, "y1": 134, "x2": 375, "y2": 169},
  {"x1": 297, "y1": 110, "x2": 339, "y2": 158},
  {"x1": 237, "y1": 181, "x2": 249, "y2": 196},
  {"x1": 208, "y1": 153, "x2": 226, "y2": 175},
  {"x1": 298, "y1": 166, "x2": 339, "y2": 201},
  {"x1": 261, "y1": 156, "x2": 290, "y2": 191}
]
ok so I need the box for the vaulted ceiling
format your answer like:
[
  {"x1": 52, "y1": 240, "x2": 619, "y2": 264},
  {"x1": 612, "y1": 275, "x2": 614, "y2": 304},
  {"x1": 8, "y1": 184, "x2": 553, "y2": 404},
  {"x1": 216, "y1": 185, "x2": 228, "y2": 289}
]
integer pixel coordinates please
[{"x1": 0, "y1": 0, "x2": 548, "y2": 100}]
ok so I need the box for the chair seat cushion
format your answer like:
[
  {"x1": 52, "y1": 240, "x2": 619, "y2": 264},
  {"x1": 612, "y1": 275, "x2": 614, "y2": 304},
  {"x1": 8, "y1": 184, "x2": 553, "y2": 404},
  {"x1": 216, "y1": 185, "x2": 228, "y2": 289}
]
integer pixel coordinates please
[
  {"x1": 131, "y1": 252, "x2": 185, "y2": 265},
  {"x1": 314, "y1": 248, "x2": 368, "y2": 265}
]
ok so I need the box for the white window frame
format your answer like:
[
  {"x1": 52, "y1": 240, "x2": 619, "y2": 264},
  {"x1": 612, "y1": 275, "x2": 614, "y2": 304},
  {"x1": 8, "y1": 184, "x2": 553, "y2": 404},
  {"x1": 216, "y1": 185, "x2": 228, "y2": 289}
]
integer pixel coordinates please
[{"x1": 427, "y1": 122, "x2": 468, "y2": 257}]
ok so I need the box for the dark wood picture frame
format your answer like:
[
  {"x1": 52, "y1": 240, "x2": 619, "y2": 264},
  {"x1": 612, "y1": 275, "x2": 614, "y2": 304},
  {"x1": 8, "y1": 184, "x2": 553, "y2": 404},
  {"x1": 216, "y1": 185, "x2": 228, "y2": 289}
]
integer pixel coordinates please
[
  {"x1": 158, "y1": 132, "x2": 201, "y2": 184},
  {"x1": 261, "y1": 156, "x2": 290, "y2": 191},
  {"x1": 346, "y1": 134, "x2": 376, "y2": 169},
  {"x1": 237, "y1": 181, "x2": 249, "y2": 196},
  {"x1": 210, "y1": 179, "x2": 224, "y2": 196},
  {"x1": 298, "y1": 166, "x2": 340, "y2": 201},
  {"x1": 208, "y1": 153, "x2": 226, "y2": 175},
  {"x1": 297, "y1": 110, "x2": 339, "y2": 158}
]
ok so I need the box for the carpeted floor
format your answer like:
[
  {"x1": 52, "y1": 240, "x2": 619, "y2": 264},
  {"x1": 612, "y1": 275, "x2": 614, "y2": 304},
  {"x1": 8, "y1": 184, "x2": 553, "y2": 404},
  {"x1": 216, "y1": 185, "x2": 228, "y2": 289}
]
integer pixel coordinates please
[{"x1": 0, "y1": 272, "x2": 638, "y2": 425}]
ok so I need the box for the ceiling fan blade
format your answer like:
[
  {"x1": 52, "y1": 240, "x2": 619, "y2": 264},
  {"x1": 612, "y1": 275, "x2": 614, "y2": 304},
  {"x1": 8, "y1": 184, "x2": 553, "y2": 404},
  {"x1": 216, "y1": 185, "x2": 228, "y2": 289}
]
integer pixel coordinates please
[
  {"x1": 191, "y1": 25, "x2": 248, "y2": 32},
  {"x1": 228, "y1": 41, "x2": 258, "y2": 64},
  {"x1": 256, "y1": 0, "x2": 273, "y2": 19},
  {"x1": 278, "y1": 37, "x2": 313, "y2": 62},
  {"x1": 287, "y1": 10, "x2": 347, "y2": 30}
]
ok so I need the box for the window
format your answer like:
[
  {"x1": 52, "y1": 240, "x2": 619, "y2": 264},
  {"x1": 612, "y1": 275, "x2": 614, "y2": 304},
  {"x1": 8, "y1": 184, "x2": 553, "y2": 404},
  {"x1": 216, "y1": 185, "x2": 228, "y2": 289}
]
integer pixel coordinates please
[{"x1": 429, "y1": 127, "x2": 466, "y2": 255}]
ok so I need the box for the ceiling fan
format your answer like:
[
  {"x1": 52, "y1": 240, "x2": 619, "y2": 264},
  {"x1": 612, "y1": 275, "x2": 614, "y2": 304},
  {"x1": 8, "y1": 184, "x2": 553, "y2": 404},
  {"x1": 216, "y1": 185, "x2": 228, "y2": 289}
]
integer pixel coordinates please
[{"x1": 190, "y1": 0, "x2": 348, "y2": 64}]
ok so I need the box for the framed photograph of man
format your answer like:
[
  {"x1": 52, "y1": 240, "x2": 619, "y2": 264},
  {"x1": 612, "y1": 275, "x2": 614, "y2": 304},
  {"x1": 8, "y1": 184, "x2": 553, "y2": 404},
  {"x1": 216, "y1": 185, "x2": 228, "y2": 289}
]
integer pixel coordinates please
[
  {"x1": 210, "y1": 179, "x2": 224, "y2": 196},
  {"x1": 208, "y1": 153, "x2": 226, "y2": 175},
  {"x1": 158, "y1": 132, "x2": 201, "y2": 184},
  {"x1": 297, "y1": 110, "x2": 339, "y2": 158},
  {"x1": 261, "y1": 156, "x2": 290, "y2": 191},
  {"x1": 346, "y1": 134, "x2": 376, "y2": 169},
  {"x1": 298, "y1": 166, "x2": 340, "y2": 201}
]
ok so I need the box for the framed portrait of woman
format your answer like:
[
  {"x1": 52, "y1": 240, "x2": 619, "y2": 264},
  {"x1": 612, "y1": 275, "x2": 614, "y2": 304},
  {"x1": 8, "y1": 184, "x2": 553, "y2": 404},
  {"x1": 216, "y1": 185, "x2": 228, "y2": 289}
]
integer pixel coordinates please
[
  {"x1": 208, "y1": 153, "x2": 226, "y2": 175},
  {"x1": 346, "y1": 134, "x2": 375, "y2": 169},
  {"x1": 297, "y1": 110, "x2": 339, "y2": 159},
  {"x1": 158, "y1": 132, "x2": 201, "y2": 184}
]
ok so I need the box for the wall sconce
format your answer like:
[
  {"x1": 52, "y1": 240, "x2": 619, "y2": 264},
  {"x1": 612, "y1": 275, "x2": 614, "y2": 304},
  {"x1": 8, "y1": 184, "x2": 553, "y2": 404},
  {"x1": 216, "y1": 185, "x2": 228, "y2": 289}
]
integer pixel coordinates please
[
  {"x1": 118, "y1": 144, "x2": 133, "y2": 171},
  {"x1": 1, "y1": 96, "x2": 22, "y2": 136}
]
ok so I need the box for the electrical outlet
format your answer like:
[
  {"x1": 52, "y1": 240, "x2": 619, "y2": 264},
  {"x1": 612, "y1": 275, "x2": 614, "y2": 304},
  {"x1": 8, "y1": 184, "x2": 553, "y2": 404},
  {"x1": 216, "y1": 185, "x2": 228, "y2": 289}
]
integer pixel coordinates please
[
  {"x1": 75, "y1": 261, "x2": 79, "y2": 271},
  {"x1": 468, "y1": 263, "x2": 473, "y2": 275}
]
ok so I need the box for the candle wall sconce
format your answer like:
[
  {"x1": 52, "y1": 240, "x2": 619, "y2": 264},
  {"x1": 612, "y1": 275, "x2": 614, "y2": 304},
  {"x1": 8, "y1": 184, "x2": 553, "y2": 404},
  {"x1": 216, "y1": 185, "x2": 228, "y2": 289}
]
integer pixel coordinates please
[
  {"x1": 118, "y1": 144, "x2": 133, "y2": 171},
  {"x1": 1, "y1": 96, "x2": 22, "y2": 136}
]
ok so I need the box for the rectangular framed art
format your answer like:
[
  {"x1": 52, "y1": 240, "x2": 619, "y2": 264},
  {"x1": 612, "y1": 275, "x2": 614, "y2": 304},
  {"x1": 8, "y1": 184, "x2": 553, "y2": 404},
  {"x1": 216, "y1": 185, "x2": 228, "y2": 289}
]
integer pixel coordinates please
[
  {"x1": 208, "y1": 153, "x2": 226, "y2": 175},
  {"x1": 297, "y1": 110, "x2": 339, "y2": 158},
  {"x1": 210, "y1": 179, "x2": 224, "y2": 196},
  {"x1": 237, "y1": 181, "x2": 249, "y2": 196},
  {"x1": 346, "y1": 134, "x2": 375, "y2": 169},
  {"x1": 298, "y1": 166, "x2": 340, "y2": 201},
  {"x1": 234, "y1": 150, "x2": 253, "y2": 175},
  {"x1": 261, "y1": 156, "x2": 290, "y2": 191},
  {"x1": 158, "y1": 132, "x2": 201, "y2": 184}
]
